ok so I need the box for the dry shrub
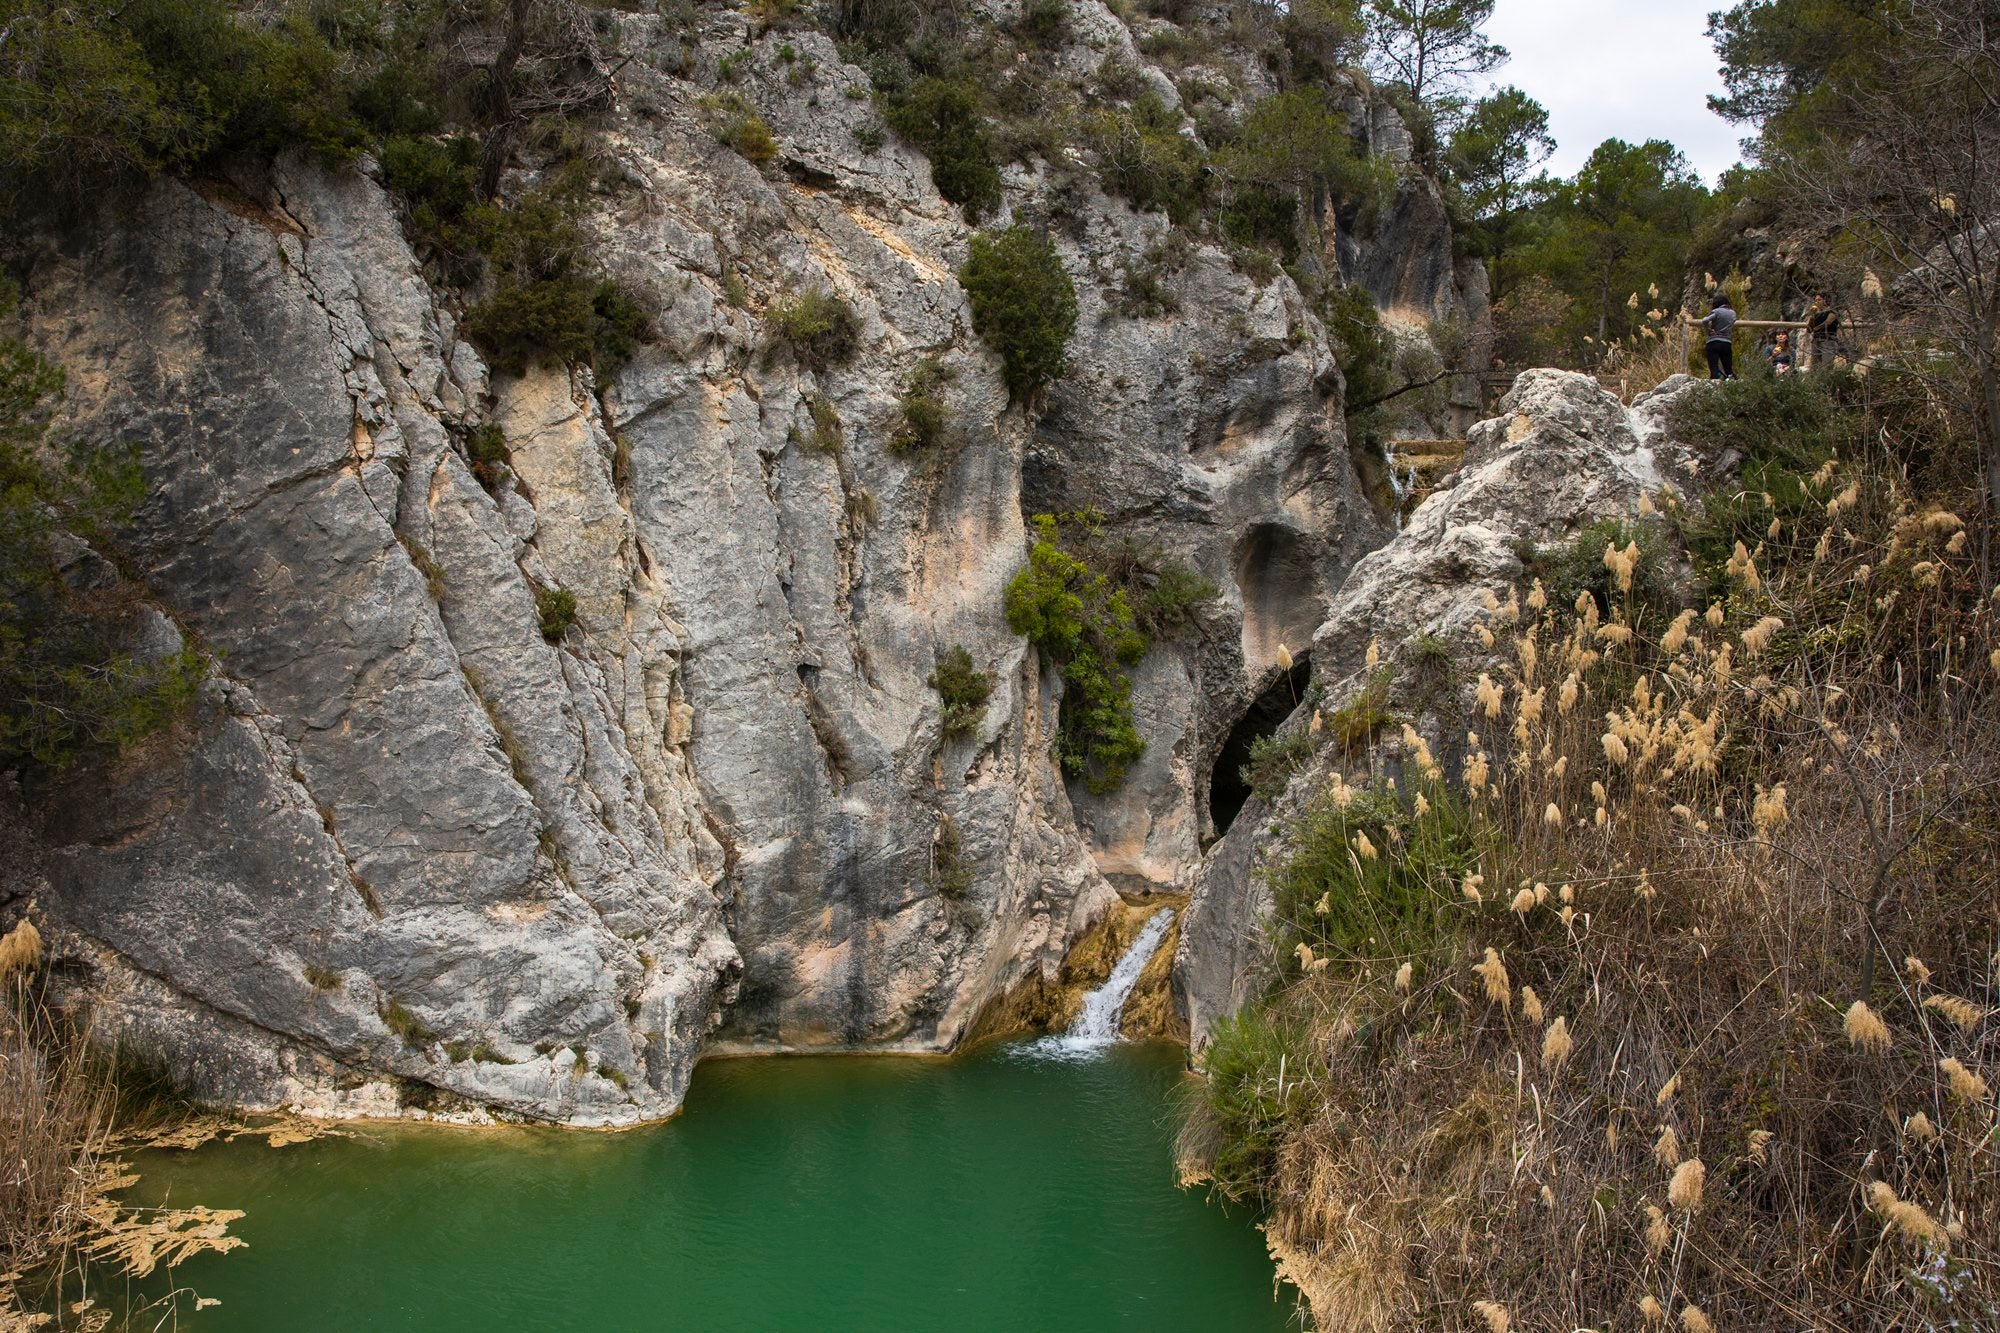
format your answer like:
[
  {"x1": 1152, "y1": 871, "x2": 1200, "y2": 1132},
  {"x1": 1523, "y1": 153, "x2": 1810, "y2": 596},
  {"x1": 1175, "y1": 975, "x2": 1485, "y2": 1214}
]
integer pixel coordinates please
[
  {"x1": 1188, "y1": 450, "x2": 2000, "y2": 1328},
  {"x1": 1, "y1": 923, "x2": 242, "y2": 1324}
]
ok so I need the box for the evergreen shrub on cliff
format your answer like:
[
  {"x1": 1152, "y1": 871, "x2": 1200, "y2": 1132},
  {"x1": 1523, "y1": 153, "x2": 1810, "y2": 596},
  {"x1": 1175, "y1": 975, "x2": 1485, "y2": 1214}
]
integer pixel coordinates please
[
  {"x1": 767, "y1": 289, "x2": 861, "y2": 371},
  {"x1": 958, "y1": 227, "x2": 1078, "y2": 404},
  {"x1": 1084, "y1": 92, "x2": 1209, "y2": 226},
  {"x1": 0, "y1": 291, "x2": 202, "y2": 769},
  {"x1": 457, "y1": 167, "x2": 650, "y2": 379},
  {"x1": 0, "y1": 0, "x2": 366, "y2": 200},
  {"x1": 1005, "y1": 514, "x2": 1147, "y2": 793},
  {"x1": 884, "y1": 77, "x2": 1002, "y2": 220},
  {"x1": 888, "y1": 357, "x2": 957, "y2": 454},
  {"x1": 927, "y1": 646, "x2": 992, "y2": 739}
]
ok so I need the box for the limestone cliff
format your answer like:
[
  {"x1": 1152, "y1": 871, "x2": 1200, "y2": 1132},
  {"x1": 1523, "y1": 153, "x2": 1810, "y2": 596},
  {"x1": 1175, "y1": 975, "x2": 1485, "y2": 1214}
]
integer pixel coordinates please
[{"x1": 0, "y1": 1, "x2": 1481, "y2": 1122}]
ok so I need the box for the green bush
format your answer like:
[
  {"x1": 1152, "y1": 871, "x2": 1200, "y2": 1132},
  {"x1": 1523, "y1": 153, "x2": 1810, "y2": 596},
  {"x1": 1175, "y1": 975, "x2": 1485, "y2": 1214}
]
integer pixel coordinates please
[
  {"x1": 798, "y1": 395, "x2": 843, "y2": 453},
  {"x1": 928, "y1": 645, "x2": 992, "y2": 738},
  {"x1": 1240, "y1": 730, "x2": 1313, "y2": 802},
  {"x1": 884, "y1": 76, "x2": 1002, "y2": 220},
  {"x1": 930, "y1": 812, "x2": 973, "y2": 900},
  {"x1": 0, "y1": 0, "x2": 367, "y2": 196},
  {"x1": 1137, "y1": 562, "x2": 1219, "y2": 634},
  {"x1": 1199, "y1": 1005, "x2": 1315, "y2": 1200},
  {"x1": 535, "y1": 587, "x2": 578, "y2": 641},
  {"x1": 888, "y1": 357, "x2": 956, "y2": 453},
  {"x1": 1318, "y1": 283, "x2": 1396, "y2": 454},
  {"x1": 958, "y1": 227, "x2": 1078, "y2": 403},
  {"x1": 1521, "y1": 516, "x2": 1678, "y2": 627},
  {"x1": 767, "y1": 288, "x2": 861, "y2": 370},
  {"x1": 0, "y1": 309, "x2": 202, "y2": 770},
  {"x1": 1085, "y1": 93, "x2": 1208, "y2": 225},
  {"x1": 1324, "y1": 665, "x2": 1395, "y2": 750},
  {"x1": 380, "y1": 997, "x2": 436, "y2": 1048},
  {"x1": 379, "y1": 133, "x2": 485, "y2": 283},
  {"x1": 1018, "y1": 0, "x2": 1070, "y2": 47},
  {"x1": 1220, "y1": 184, "x2": 1301, "y2": 265},
  {"x1": 464, "y1": 277, "x2": 590, "y2": 376},
  {"x1": 1266, "y1": 782, "x2": 1481, "y2": 971},
  {"x1": 463, "y1": 421, "x2": 510, "y2": 487},
  {"x1": 460, "y1": 171, "x2": 649, "y2": 379},
  {"x1": 724, "y1": 105, "x2": 776, "y2": 163},
  {"x1": 1667, "y1": 365, "x2": 1865, "y2": 472},
  {"x1": 1005, "y1": 514, "x2": 1149, "y2": 792}
]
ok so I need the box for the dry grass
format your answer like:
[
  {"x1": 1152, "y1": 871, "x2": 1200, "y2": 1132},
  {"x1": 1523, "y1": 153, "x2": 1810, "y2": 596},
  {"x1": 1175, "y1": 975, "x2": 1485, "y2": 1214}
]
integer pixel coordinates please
[
  {"x1": 1188, "y1": 448, "x2": 2000, "y2": 1328},
  {"x1": 1, "y1": 922, "x2": 243, "y2": 1328}
]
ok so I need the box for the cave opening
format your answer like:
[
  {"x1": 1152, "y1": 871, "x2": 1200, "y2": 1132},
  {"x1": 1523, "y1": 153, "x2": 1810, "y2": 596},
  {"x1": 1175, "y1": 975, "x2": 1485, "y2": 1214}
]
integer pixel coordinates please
[{"x1": 1208, "y1": 655, "x2": 1312, "y2": 840}]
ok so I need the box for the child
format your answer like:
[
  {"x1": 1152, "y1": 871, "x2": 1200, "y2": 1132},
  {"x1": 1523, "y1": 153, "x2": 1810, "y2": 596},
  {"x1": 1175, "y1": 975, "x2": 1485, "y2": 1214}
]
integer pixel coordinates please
[{"x1": 1767, "y1": 330, "x2": 1795, "y2": 375}]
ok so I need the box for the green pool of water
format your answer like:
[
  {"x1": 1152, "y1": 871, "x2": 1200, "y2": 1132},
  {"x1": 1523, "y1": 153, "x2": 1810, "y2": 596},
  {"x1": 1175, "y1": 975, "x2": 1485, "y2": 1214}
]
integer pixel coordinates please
[{"x1": 131, "y1": 1041, "x2": 1295, "y2": 1331}]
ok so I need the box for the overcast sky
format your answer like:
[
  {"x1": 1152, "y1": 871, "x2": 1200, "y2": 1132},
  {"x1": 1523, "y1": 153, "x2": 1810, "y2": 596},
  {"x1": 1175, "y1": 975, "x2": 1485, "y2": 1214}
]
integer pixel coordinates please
[{"x1": 1479, "y1": 0, "x2": 1746, "y2": 187}]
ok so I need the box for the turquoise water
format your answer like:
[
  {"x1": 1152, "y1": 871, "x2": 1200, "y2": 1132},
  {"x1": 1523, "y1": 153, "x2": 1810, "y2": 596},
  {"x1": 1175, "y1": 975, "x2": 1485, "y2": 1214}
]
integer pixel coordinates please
[{"x1": 132, "y1": 1042, "x2": 1295, "y2": 1331}]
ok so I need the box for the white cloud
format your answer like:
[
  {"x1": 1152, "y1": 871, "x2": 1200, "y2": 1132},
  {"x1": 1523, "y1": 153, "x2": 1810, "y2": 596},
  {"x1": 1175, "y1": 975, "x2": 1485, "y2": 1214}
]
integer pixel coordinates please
[{"x1": 1479, "y1": 0, "x2": 1746, "y2": 187}]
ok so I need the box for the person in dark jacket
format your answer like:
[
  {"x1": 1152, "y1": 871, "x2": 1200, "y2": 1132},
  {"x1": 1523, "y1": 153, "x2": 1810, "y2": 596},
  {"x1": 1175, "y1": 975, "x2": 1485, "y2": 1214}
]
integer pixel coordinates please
[
  {"x1": 1698, "y1": 294, "x2": 1737, "y2": 379},
  {"x1": 1805, "y1": 293, "x2": 1841, "y2": 369}
]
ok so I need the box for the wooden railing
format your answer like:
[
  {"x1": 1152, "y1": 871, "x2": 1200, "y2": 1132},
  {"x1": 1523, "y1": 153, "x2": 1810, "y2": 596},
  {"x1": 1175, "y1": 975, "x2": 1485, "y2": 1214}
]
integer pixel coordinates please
[{"x1": 1681, "y1": 317, "x2": 1857, "y2": 373}]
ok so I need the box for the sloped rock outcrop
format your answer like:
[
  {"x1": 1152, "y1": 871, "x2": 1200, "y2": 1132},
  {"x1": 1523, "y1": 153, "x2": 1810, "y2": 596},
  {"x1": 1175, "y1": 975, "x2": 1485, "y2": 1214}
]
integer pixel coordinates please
[{"x1": 1175, "y1": 371, "x2": 1708, "y2": 1045}]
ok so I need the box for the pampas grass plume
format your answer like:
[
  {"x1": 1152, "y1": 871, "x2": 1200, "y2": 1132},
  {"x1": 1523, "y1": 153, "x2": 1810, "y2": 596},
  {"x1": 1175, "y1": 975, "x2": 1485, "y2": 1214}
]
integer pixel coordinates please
[
  {"x1": 1653, "y1": 1124, "x2": 1681, "y2": 1167},
  {"x1": 1922, "y1": 994, "x2": 1986, "y2": 1031},
  {"x1": 0, "y1": 918, "x2": 42, "y2": 981},
  {"x1": 1844, "y1": 1000, "x2": 1891, "y2": 1054},
  {"x1": 1680, "y1": 1304, "x2": 1714, "y2": 1333},
  {"x1": 1643, "y1": 1203, "x2": 1671, "y2": 1256},
  {"x1": 1668, "y1": 1158, "x2": 1706, "y2": 1211},
  {"x1": 1472, "y1": 1300, "x2": 1510, "y2": 1333},
  {"x1": 1868, "y1": 1181, "x2": 1947, "y2": 1245},
  {"x1": 1519, "y1": 986, "x2": 1544, "y2": 1025},
  {"x1": 1542, "y1": 1015, "x2": 1573, "y2": 1070},
  {"x1": 1640, "y1": 1294, "x2": 1665, "y2": 1323},
  {"x1": 1475, "y1": 948, "x2": 1510, "y2": 1006},
  {"x1": 1940, "y1": 1057, "x2": 1990, "y2": 1102}
]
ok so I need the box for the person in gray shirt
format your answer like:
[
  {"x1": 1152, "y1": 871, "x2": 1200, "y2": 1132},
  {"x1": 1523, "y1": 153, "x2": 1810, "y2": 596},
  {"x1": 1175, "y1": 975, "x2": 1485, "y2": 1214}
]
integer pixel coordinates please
[{"x1": 1698, "y1": 294, "x2": 1737, "y2": 379}]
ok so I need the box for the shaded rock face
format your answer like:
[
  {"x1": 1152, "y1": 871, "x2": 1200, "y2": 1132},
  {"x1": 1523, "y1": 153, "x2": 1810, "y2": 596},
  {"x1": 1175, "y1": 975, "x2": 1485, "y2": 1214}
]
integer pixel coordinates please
[
  {"x1": 14, "y1": 160, "x2": 736, "y2": 1126},
  {"x1": 1175, "y1": 372, "x2": 1708, "y2": 1046},
  {"x1": 4, "y1": 2, "x2": 1480, "y2": 1121}
]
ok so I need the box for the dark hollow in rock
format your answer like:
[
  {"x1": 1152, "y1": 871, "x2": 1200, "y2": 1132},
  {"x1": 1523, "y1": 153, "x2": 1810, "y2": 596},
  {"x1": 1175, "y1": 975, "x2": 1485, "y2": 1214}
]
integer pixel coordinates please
[{"x1": 1207, "y1": 655, "x2": 1311, "y2": 840}]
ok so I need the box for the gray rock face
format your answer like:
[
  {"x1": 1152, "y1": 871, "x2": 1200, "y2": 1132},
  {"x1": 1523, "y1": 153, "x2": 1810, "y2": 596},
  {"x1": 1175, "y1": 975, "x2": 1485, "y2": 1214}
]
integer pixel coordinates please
[
  {"x1": 15, "y1": 159, "x2": 735, "y2": 1125},
  {"x1": 4, "y1": 2, "x2": 1481, "y2": 1120},
  {"x1": 1175, "y1": 371, "x2": 1708, "y2": 1047}
]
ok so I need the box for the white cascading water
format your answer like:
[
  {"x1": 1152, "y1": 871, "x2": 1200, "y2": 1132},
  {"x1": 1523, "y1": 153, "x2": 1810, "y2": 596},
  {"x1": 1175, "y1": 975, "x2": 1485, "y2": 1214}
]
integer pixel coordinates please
[
  {"x1": 1015, "y1": 908, "x2": 1176, "y2": 1063},
  {"x1": 1376, "y1": 444, "x2": 1424, "y2": 532}
]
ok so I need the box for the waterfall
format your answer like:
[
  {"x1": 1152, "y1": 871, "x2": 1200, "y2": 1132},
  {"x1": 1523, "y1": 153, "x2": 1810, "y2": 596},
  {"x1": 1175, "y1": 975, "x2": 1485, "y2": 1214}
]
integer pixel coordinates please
[
  {"x1": 1383, "y1": 442, "x2": 1411, "y2": 531},
  {"x1": 1069, "y1": 909, "x2": 1174, "y2": 1043},
  {"x1": 1015, "y1": 909, "x2": 1175, "y2": 1061}
]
